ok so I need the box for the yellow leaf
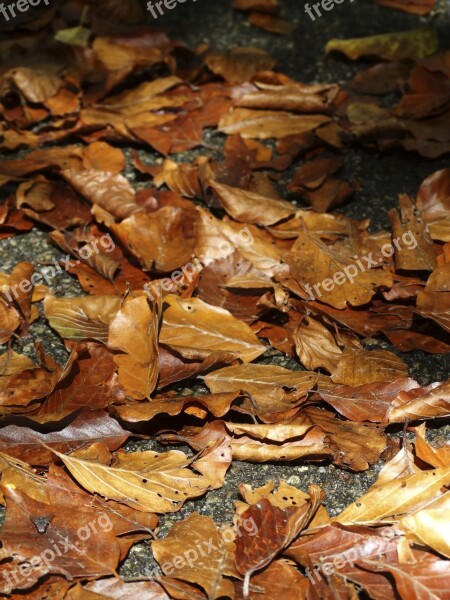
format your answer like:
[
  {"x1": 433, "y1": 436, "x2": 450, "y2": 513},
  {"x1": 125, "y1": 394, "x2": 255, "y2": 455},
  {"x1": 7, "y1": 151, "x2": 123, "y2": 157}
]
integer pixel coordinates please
[
  {"x1": 49, "y1": 441, "x2": 231, "y2": 513},
  {"x1": 399, "y1": 492, "x2": 450, "y2": 558},
  {"x1": 326, "y1": 28, "x2": 438, "y2": 61},
  {"x1": 337, "y1": 467, "x2": 450, "y2": 525}
]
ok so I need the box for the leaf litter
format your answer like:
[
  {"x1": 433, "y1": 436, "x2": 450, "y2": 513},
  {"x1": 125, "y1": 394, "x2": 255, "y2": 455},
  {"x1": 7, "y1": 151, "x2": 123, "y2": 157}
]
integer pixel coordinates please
[{"x1": 0, "y1": 0, "x2": 449, "y2": 598}]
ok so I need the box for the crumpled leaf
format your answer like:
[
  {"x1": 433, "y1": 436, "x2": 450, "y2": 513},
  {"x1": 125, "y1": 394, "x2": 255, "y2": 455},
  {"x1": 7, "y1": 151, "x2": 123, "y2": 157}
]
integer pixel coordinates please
[
  {"x1": 388, "y1": 194, "x2": 436, "y2": 271},
  {"x1": 416, "y1": 263, "x2": 450, "y2": 333},
  {"x1": 0, "y1": 350, "x2": 61, "y2": 414},
  {"x1": 108, "y1": 295, "x2": 159, "y2": 399},
  {"x1": 111, "y1": 206, "x2": 197, "y2": 272},
  {"x1": 235, "y1": 487, "x2": 324, "y2": 594},
  {"x1": 318, "y1": 377, "x2": 422, "y2": 423},
  {"x1": 331, "y1": 347, "x2": 409, "y2": 386},
  {"x1": 416, "y1": 168, "x2": 450, "y2": 242},
  {"x1": 288, "y1": 227, "x2": 393, "y2": 309},
  {"x1": 294, "y1": 315, "x2": 344, "y2": 372},
  {"x1": 235, "y1": 560, "x2": 309, "y2": 600},
  {"x1": 3, "y1": 67, "x2": 62, "y2": 103},
  {"x1": 388, "y1": 378, "x2": 450, "y2": 423},
  {"x1": 153, "y1": 512, "x2": 234, "y2": 599},
  {"x1": 204, "y1": 363, "x2": 318, "y2": 414}
]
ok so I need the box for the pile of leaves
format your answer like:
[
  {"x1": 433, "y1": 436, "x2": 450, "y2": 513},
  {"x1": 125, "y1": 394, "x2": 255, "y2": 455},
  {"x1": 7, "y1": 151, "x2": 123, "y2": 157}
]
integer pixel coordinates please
[{"x1": 0, "y1": 0, "x2": 450, "y2": 598}]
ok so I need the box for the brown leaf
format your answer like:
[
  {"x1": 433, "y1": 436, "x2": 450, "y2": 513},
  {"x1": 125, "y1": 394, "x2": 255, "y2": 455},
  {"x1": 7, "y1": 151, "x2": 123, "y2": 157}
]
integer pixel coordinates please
[
  {"x1": 400, "y1": 492, "x2": 450, "y2": 558},
  {"x1": 197, "y1": 250, "x2": 267, "y2": 323},
  {"x1": 358, "y1": 557, "x2": 450, "y2": 600},
  {"x1": 153, "y1": 513, "x2": 233, "y2": 599},
  {"x1": 388, "y1": 194, "x2": 436, "y2": 271},
  {"x1": 235, "y1": 487, "x2": 324, "y2": 594},
  {"x1": 61, "y1": 169, "x2": 139, "y2": 219},
  {"x1": 114, "y1": 391, "x2": 240, "y2": 423},
  {"x1": 0, "y1": 410, "x2": 129, "y2": 464},
  {"x1": 294, "y1": 315, "x2": 344, "y2": 372},
  {"x1": 160, "y1": 419, "x2": 330, "y2": 462},
  {"x1": 288, "y1": 227, "x2": 393, "y2": 309},
  {"x1": 210, "y1": 180, "x2": 295, "y2": 226},
  {"x1": 0, "y1": 351, "x2": 61, "y2": 415},
  {"x1": 205, "y1": 48, "x2": 276, "y2": 84},
  {"x1": 50, "y1": 440, "x2": 231, "y2": 513},
  {"x1": 376, "y1": 0, "x2": 435, "y2": 15},
  {"x1": 0, "y1": 485, "x2": 120, "y2": 588},
  {"x1": 388, "y1": 378, "x2": 450, "y2": 423},
  {"x1": 111, "y1": 206, "x2": 197, "y2": 272},
  {"x1": 204, "y1": 364, "x2": 318, "y2": 415},
  {"x1": 234, "y1": 560, "x2": 309, "y2": 599},
  {"x1": 305, "y1": 407, "x2": 387, "y2": 471},
  {"x1": 318, "y1": 377, "x2": 421, "y2": 423},
  {"x1": 82, "y1": 142, "x2": 126, "y2": 174},
  {"x1": 44, "y1": 295, "x2": 121, "y2": 343},
  {"x1": 285, "y1": 521, "x2": 398, "y2": 595},
  {"x1": 336, "y1": 467, "x2": 450, "y2": 525},
  {"x1": 235, "y1": 82, "x2": 338, "y2": 114},
  {"x1": 195, "y1": 208, "x2": 283, "y2": 276},
  {"x1": 36, "y1": 343, "x2": 124, "y2": 419},
  {"x1": 219, "y1": 108, "x2": 331, "y2": 139},
  {"x1": 416, "y1": 263, "x2": 450, "y2": 333},
  {"x1": 3, "y1": 67, "x2": 62, "y2": 103},
  {"x1": 157, "y1": 346, "x2": 237, "y2": 389},
  {"x1": 160, "y1": 295, "x2": 266, "y2": 363},
  {"x1": 16, "y1": 177, "x2": 92, "y2": 230},
  {"x1": 331, "y1": 347, "x2": 409, "y2": 386},
  {"x1": 416, "y1": 168, "x2": 450, "y2": 243},
  {"x1": 108, "y1": 295, "x2": 159, "y2": 399}
]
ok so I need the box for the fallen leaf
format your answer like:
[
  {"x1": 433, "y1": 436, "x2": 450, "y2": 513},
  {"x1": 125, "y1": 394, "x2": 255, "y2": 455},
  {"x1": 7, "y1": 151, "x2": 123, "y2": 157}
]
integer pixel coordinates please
[
  {"x1": 205, "y1": 47, "x2": 276, "y2": 84},
  {"x1": 160, "y1": 295, "x2": 266, "y2": 363},
  {"x1": 48, "y1": 440, "x2": 231, "y2": 513},
  {"x1": 153, "y1": 513, "x2": 233, "y2": 599},
  {"x1": 219, "y1": 109, "x2": 331, "y2": 139},
  {"x1": 326, "y1": 28, "x2": 438, "y2": 61},
  {"x1": 337, "y1": 467, "x2": 450, "y2": 525},
  {"x1": 108, "y1": 295, "x2": 159, "y2": 399}
]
